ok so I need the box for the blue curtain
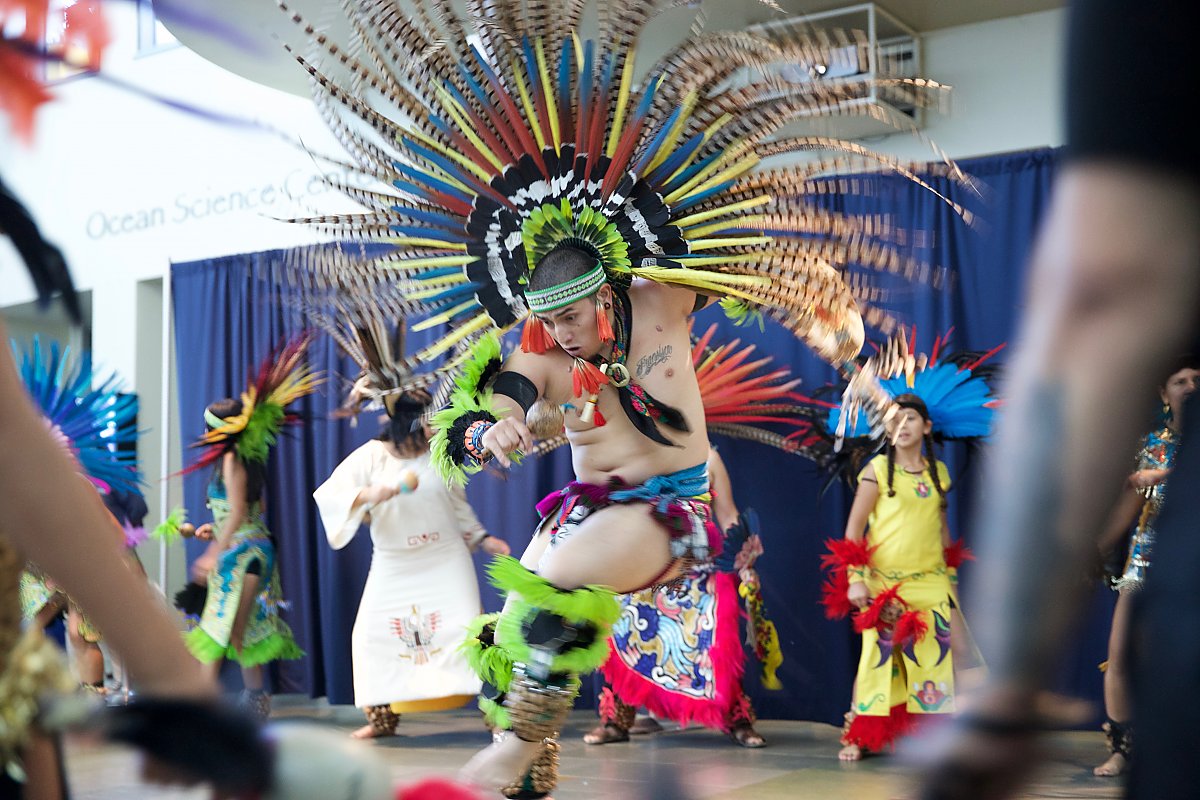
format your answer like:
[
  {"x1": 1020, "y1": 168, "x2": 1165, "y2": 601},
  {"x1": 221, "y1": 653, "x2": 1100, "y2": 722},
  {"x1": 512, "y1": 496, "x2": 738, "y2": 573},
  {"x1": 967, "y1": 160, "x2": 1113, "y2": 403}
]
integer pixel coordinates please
[{"x1": 172, "y1": 146, "x2": 1114, "y2": 724}]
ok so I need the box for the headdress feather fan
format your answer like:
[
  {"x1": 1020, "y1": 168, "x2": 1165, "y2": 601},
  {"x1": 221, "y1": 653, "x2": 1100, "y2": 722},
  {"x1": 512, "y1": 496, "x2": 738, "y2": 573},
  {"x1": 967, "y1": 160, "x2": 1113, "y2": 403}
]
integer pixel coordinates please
[{"x1": 276, "y1": 0, "x2": 976, "y2": 376}]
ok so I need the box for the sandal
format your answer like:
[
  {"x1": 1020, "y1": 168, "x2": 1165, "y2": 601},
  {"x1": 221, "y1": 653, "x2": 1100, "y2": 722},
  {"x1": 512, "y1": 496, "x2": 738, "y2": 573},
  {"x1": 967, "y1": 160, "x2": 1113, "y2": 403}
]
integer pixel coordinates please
[{"x1": 582, "y1": 722, "x2": 630, "y2": 745}]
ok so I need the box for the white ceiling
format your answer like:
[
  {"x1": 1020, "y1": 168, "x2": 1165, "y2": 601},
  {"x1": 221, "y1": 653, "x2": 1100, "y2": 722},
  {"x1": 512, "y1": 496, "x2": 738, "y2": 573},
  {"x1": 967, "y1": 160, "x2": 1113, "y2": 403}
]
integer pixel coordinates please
[
  {"x1": 789, "y1": 1, "x2": 1066, "y2": 32},
  {"x1": 159, "y1": 0, "x2": 1068, "y2": 98}
]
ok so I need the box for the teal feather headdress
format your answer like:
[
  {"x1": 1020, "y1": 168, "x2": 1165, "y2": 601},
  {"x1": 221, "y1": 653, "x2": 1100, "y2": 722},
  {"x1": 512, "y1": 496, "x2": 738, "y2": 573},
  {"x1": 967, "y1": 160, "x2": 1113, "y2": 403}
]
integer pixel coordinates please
[{"x1": 14, "y1": 336, "x2": 142, "y2": 495}]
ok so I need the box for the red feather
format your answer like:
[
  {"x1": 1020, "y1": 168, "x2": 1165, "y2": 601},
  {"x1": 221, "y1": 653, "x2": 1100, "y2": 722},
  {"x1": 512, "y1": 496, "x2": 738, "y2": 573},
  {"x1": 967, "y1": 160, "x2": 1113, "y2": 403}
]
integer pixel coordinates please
[
  {"x1": 0, "y1": 49, "x2": 53, "y2": 144},
  {"x1": 63, "y1": 2, "x2": 112, "y2": 72},
  {"x1": 942, "y1": 540, "x2": 975, "y2": 569},
  {"x1": 893, "y1": 609, "x2": 929, "y2": 646},
  {"x1": 853, "y1": 584, "x2": 905, "y2": 633},
  {"x1": 520, "y1": 317, "x2": 555, "y2": 353},
  {"x1": 820, "y1": 538, "x2": 875, "y2": 571},
  {"x1": 571, "y1": 359, "x2": 608, "y2": 397},
  {"x1": 820, "y1": 570, "x2": 852, "y2": 620}
]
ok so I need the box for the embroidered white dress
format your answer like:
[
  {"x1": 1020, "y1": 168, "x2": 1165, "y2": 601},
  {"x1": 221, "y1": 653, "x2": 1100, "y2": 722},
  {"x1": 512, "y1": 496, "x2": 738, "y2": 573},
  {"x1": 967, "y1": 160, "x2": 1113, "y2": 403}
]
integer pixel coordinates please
[{"x1": 314, "y1": 442, "x2": 485, "y2": 709}]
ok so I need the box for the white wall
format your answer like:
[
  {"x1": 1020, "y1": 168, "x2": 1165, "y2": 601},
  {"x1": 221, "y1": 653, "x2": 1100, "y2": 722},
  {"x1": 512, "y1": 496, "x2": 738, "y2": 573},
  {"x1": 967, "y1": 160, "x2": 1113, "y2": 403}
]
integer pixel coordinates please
[
  {"x1": 885, "y1": 10, "x2": 1065, "y2": 161},
  {"x1": 0, "y1": 3, "x2": 343, "y2": 377}
]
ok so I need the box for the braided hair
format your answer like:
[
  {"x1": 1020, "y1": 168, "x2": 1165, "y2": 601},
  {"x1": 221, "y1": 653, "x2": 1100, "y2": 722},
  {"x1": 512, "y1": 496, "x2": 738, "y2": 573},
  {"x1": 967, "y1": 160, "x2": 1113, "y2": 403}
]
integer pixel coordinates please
[{"x1": 884, "y1": 393, "x2": 948, "y2": 510}]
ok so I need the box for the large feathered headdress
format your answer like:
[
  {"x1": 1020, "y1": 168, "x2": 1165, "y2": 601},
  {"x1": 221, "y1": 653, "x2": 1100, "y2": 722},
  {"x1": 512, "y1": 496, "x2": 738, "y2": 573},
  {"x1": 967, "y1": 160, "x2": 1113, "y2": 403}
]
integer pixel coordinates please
[
  {"x1": 278, "y1": 0, "x2": 976, "y2": 378},
  {"x1": 186, "y1": 332, "x2": 323, "y2": 471},
  {"x1": 14, "y1": 336, "x2": 141, "y2": 495}
]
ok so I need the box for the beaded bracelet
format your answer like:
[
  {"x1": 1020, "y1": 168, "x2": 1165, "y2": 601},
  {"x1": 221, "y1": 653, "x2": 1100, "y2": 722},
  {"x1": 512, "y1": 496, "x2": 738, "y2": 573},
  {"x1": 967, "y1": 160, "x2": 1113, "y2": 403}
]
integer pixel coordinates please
[{"x1": 464, "y1": 419, "x2": 494, "y2": 462}]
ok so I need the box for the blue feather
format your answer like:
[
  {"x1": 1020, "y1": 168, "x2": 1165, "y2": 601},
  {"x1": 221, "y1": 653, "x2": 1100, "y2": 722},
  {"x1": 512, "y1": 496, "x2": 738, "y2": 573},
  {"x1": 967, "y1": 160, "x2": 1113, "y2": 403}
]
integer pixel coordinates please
[
  {"x1": 646, "y1": 131, "x2": 707, "y2": 187},
  {"x1": 825, "y1": 361, "x2": 997, "y2": 440},
  {"x1": 400, "y1": 137, "x2": 480, "y2": 198},
  {"x1": 670, "y1": 180, "x2": 737, "y2": 214},
  {"x1": 661, "y1": 144, "x2": 724, "y2": 195},
  {"x1": 387, "y1": 224, "x2": 470, "y2": 244},
  {"x1": 14, "y1": 336, "x2": 143, "y2": 495},
  {"x1": 393, "y1": 163, "x2": 475, "y2": 206},
  {"x1": 392, "y1": 205, "x2": 466, "y2": 230},
  {"x1": 631, "y1": 100, "x2": 686, "y2": 176}
]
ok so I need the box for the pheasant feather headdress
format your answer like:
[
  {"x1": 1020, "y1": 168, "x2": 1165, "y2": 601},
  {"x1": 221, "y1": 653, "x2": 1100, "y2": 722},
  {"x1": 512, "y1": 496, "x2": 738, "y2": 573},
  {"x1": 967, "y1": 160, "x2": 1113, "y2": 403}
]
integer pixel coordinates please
[
  {"x1": 14, "y1": 336, "x2": 141, "y2": 495},
  {"x1": 279, "y1": 0, "x2": 976, "y2": 376}
]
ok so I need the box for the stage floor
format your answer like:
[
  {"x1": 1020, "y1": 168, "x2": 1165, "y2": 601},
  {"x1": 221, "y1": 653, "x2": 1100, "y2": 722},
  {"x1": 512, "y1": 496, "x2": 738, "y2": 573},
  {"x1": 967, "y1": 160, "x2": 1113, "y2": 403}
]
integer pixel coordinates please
[{"x1": 66, "y1": 699, "x2": 1122, "y2": 799}]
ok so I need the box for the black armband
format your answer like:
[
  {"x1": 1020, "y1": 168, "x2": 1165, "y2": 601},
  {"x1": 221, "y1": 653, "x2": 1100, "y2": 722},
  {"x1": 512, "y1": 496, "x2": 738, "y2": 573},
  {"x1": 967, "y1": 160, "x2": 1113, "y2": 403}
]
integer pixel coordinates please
[{"x1": 492, "y1": 370, "x2": 538, "y2": 413}]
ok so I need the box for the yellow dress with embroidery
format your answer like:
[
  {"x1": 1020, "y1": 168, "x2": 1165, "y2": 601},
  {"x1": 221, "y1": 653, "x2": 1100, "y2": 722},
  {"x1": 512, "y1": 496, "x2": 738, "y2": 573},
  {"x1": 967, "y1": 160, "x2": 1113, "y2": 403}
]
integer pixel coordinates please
[{"x1": 854, "y1": 455, "x2": 955, "y2": 719}]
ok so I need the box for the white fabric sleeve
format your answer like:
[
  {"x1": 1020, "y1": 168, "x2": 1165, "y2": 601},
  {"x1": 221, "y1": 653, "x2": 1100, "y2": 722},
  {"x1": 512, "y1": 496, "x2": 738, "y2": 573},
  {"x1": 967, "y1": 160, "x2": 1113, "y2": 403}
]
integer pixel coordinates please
[
  {"x1": 313, "y1": 444, "x2": 374, "y2": 550},
  {"x1": 450, "y1": 483, "x2": 488, "y2": 550}
]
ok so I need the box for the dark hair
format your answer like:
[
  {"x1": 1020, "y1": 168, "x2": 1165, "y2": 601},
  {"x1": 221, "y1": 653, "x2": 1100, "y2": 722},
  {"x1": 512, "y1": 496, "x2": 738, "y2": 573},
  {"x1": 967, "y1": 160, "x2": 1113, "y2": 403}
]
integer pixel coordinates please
[
  {"x1": 205, "y1": 397, "x2": 266, "y2": 502},
  {"x1": 377, "y1": 389, "x2": 430, "y2": 456},
  {"x1": 884, "y1": 393, "x2": 947, "y2": 509},
  {"x1": 1161, "y1": 353, "x2": 1200, "y2": 387},
  {"x1": 206, "y1": 397, "x2": 242, "y2": 420},
  {"x1": 528, "y1": 244, "x2": 603, "y2": 294}
]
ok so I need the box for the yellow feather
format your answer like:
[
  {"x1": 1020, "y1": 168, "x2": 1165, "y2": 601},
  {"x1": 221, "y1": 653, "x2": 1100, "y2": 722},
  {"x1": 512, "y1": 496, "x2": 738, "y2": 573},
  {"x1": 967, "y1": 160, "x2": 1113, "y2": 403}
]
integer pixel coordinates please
[
  {"x1": 435, "y1": 86, "x2": 505, "y2": 172},
  {"x1": 685, "y1": 235, "x2": 774, "y2": 251},
  {"x1": 511, "y1": 57, "x2": 548, "y2": 152},
  {"x1": 664, "y1": 140, "x2": 752, "y2": 204},
  {"x1": 673, "y1": 194, "x2": 772, "y2": 228},
  {"x1": 379, "y1": 254, "x2": 476, "y2": 269},
  {"x1": 412, "y1": 299, "x2": 479, "y2": 331},
  {"x1": 417, "y1": 313, "x2": 494, "y2": 359},
  {"x1": 606, "y1": 47, "x2": 637, "y2": 157},
  {"x1": 673, "y1": 155, "x2": 761, "y2": 206},
  {"x1": 535, "y1": 38, "x2": 561, "y2": 150},
  {"x1": 684, "y1": 214, "x2": 768, "y2": 238},
  {"x1": 385, "y1": 237, "x2": 469, "y2": 250}
]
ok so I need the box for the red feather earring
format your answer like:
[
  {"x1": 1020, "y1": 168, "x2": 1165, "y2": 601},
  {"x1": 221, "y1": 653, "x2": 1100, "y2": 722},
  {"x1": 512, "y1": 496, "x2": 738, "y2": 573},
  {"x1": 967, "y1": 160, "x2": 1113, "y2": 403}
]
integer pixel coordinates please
[
  {"x1": 521, "y1": 316, "x2": 555, "y2": 353},
  {"x1": 596, "y1": 296, "x2": 614, "y2": 344}
]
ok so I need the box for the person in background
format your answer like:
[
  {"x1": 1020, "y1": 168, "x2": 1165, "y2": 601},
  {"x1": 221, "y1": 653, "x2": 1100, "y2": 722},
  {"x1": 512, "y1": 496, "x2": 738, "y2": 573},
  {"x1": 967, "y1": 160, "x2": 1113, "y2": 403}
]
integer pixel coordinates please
[
  {"x1": 184, "y1": 336, "x2": 319, "y2": 720},
  {"x1": 315, "y1": 383, "x2": 509, "y2": 740},
  {"x1": 1090, "y1": 360, "x2": 1197, "y2": 777}
]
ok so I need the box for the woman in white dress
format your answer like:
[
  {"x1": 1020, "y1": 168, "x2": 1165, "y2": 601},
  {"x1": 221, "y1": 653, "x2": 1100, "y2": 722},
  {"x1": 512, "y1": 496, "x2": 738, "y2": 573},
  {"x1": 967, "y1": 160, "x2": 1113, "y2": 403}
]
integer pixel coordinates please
[{"x1": 315, "y1": 388, "x2": 510, "y2": 739}]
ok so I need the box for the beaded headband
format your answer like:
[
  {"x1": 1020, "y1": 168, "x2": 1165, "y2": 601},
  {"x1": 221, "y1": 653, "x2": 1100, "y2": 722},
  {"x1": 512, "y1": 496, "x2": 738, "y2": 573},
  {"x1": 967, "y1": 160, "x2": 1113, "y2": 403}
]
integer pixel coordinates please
[{"x1": 525, "y1": 262, "x2": 606, "y2": 313}]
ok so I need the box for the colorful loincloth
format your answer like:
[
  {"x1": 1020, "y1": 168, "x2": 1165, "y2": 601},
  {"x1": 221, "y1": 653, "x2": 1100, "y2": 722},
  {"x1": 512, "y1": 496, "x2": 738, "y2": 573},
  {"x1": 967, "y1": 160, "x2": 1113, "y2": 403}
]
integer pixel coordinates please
[{"x1": 534, "y1": 462, "x2": 721, "y2": 577}]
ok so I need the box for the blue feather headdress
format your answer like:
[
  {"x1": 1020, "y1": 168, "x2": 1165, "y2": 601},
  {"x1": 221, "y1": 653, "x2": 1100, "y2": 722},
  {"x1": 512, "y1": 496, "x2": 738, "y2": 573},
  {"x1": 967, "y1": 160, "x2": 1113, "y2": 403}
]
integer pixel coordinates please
[
  {"x1": 815, "y1": 329, "x2": 1004, "y2": 483},
  {"x1": 14, "y1": 336, "x2": 142, "y2": 495}
]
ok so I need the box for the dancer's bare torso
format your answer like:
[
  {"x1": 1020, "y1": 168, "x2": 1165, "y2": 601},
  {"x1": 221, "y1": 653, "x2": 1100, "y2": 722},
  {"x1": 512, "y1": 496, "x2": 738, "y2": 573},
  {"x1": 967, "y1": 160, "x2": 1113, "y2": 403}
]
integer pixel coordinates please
[{"x1": 497, "y1": 281, "x2": 709, "y2": 486}]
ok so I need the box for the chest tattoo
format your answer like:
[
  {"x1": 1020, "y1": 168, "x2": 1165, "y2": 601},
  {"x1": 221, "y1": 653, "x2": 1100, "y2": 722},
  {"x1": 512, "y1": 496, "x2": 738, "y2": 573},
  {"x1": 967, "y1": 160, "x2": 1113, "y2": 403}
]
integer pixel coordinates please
[{"x1": 635, "y1": 344, "x2": 673, "y2": 378}]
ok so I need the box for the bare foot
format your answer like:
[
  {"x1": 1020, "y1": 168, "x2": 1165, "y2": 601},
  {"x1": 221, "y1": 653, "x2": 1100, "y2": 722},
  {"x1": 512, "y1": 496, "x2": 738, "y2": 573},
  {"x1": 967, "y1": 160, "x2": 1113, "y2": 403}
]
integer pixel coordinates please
[
  {"x1": 730, "y1": 722, "x2": 766, "y2": 748},
  {"x1": 630, "y1": 716, "x2": 664, "y2": 735},
  {"x1": 839, "y1": 743, "x2": 864, "y2": 761},
  {"x1": 583, "y1": 722, "x2": 629, "y2": 745},
  {"x1": 459, "y1": 732, "x2": 542, "y2": 791},
  {"x1": 1093, "y1": 751, "x2": 1127, "y2": 777},
  {"x1": 350, "y1": 724, "x2": 396, "y2": 740}
]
